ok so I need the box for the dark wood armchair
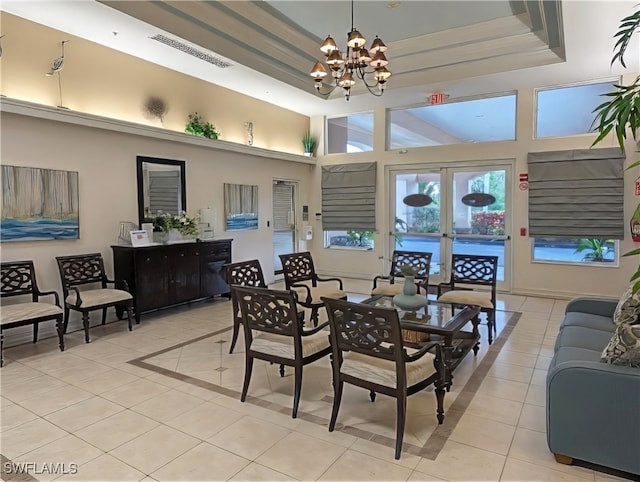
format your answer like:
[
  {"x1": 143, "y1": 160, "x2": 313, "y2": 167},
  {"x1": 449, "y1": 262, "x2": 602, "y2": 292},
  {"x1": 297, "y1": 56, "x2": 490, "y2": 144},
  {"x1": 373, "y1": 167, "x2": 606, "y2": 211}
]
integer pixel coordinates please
[
  {"x1": 278, "y1": 251, "x2": 347, "y2": 326},
  {"x1": 225, "y1": 259, "x2": 267, "y2": 354},
  {"x1": 1, "y1": 261, "x2": 65, "y2": 366},
  {"x1": 322, "y1": 296, "x2": 446, "y2": 459},
  {"x1": 56, "y1": 253, "x2": 134, "y2": 343},
  {"x1": 372, "y1": 250, "x2": 432, "y2": 297},
  {"x1": 233, "y1": 285, "x2": 331, "y2": 418},
  {"x1": 437, "y1": 254, "x2": 498, "y2": 343}
]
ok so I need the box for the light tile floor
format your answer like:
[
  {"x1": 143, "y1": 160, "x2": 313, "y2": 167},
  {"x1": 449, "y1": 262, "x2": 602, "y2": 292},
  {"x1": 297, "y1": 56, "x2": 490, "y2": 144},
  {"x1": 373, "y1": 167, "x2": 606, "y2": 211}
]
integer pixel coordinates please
[{"x1": 0, "y1": 283, "x2": 633, "y2": 482}]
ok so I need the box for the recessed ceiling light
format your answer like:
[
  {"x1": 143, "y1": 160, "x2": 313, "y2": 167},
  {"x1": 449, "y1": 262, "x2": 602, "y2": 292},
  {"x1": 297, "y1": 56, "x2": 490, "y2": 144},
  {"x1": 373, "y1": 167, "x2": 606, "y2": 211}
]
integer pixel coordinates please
[{"x1": 387, "y1": 1, "x2": 400, "y2": 8}]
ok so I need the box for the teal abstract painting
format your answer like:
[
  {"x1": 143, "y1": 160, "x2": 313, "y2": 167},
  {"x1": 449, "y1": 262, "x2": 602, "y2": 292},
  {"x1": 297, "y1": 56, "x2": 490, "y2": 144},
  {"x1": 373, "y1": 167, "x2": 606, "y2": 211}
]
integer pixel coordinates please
[{"x1": 1, "y1": 165, "x2": 79, "y2": 242}]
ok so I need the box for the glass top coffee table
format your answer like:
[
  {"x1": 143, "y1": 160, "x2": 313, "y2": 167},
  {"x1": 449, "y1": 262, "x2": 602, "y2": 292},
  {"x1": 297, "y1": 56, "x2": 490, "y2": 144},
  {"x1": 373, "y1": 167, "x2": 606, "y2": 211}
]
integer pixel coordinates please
[{"x1": 361, "y1": 294, "x2": 482, "y2": 390}]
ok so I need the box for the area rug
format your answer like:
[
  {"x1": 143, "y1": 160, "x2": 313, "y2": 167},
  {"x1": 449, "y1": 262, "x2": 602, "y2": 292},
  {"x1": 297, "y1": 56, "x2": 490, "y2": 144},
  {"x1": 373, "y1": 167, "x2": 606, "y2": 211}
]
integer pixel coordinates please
[{"x1": 129, "y1": 310, "x2": 521, "y2": 460}]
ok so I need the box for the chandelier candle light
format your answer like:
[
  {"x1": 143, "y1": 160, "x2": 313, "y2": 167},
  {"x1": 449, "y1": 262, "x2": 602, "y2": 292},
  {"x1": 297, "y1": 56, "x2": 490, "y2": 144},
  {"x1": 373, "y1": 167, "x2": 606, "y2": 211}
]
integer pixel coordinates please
[{"x1": 310, "y1": 0, "x2": 391, "y2": 100}]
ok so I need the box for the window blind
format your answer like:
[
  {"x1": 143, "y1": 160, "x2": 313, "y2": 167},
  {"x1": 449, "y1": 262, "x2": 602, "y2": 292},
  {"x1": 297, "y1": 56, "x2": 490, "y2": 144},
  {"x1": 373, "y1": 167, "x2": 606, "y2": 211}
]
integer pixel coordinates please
[
  {"x1": 322, "y1": 162, "x2": 376, "y2": 231},
  {"x1": 273, "y1": 183, "x2": 293, "y2": 231},
  {"x1": 527, "y1": 148, "x2": 625, "y2": 238}
]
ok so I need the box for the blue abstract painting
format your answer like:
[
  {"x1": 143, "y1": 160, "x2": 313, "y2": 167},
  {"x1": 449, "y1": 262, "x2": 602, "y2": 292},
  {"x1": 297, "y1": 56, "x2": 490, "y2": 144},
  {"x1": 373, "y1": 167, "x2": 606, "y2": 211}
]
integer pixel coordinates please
[
  {"x1": 224, "y1": 183, "x2": 258, "y2": 231},
  {"x1": 1, "y1": 165, "x2": 79, "y2": 242}
]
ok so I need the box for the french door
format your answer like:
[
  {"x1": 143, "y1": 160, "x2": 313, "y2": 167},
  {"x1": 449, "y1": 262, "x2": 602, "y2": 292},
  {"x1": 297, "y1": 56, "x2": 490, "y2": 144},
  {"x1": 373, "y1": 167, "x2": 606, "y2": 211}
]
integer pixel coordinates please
[
  {"x1": 273, "y1": 180, "x2": 298, "y2": 276},
  {"x1": 390, "y1": 162, "x2": 512, "y2": 291}
]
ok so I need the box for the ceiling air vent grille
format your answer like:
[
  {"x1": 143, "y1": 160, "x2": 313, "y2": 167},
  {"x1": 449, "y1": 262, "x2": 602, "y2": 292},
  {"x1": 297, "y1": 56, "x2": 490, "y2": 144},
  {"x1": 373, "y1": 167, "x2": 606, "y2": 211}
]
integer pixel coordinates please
[{"x1": 150, "y1": 34, "x2": 232, "y2": 69}]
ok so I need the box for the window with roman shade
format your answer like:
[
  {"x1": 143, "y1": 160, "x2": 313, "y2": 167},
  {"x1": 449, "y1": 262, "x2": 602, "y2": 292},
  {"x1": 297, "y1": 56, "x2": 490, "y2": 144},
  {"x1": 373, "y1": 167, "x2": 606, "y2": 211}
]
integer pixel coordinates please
[
  {"x1": 527, "y1": 147, "x2": 625, "y2": 238},
  {"x1": 322, "y1": 162, "x2": 376, "y2": 231}
]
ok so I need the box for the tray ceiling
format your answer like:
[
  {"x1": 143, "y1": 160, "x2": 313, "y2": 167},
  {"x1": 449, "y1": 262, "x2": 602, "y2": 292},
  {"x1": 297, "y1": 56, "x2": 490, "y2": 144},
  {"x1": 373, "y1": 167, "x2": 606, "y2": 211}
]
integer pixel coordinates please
[
  {"x1": 2, "y1": 1, "x2": 637, "y2": 116},
  {"x1": 98, "y1": 0, "x2": 564, "y2": 100}
]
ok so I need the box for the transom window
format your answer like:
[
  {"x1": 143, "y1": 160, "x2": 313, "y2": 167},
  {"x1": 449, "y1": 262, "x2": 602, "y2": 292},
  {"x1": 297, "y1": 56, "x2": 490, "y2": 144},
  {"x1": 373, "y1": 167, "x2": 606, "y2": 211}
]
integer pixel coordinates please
[
  {"x1": 326, "y1": 113, "x2": 374, "y2": 154},
  {"x1": 388, "y1": 93, "x2": 516, "y2": 149},
  {"x1": 535, "y1": 80, "x2": 618, "y2": 138}
]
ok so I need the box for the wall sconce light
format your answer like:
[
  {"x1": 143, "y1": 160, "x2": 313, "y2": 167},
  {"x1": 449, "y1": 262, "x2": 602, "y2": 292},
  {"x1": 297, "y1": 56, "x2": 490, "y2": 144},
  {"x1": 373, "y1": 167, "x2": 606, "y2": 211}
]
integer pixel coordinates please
[{"x1": 245, "y1": 121, "x2": 254, "y2": 146}]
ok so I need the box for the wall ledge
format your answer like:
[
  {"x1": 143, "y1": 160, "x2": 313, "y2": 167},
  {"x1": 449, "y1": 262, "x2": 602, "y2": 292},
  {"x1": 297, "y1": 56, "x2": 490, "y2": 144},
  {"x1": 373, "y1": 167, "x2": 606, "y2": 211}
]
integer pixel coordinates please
[{"x1": 0, "y1": 97, "x2": 316, "y2": 165}]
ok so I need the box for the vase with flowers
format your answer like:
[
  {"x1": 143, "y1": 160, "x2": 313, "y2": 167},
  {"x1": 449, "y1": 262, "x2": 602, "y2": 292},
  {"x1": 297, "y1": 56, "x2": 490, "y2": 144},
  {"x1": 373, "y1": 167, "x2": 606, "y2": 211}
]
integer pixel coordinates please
[{"x1": 151, "y1": 211, "x2": 199, "y2": 243}]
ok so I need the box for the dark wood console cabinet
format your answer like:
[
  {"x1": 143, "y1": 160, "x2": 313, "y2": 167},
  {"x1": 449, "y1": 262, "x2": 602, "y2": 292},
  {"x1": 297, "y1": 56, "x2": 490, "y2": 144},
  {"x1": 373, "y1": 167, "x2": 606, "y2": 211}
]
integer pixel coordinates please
[{"x1": 111, "y1": 239, "x2": 232, "y2": 321}]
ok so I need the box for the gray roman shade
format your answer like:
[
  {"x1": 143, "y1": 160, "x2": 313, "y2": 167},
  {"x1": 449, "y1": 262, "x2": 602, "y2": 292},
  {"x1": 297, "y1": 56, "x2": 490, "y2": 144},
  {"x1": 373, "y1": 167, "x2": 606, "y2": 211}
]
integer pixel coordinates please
[
  {"x1": 322, "y1": 162, "x2": 376, "y2": 230},
  {"x1": 527, "y1": 148, "x2": 625, "y2": 238}
]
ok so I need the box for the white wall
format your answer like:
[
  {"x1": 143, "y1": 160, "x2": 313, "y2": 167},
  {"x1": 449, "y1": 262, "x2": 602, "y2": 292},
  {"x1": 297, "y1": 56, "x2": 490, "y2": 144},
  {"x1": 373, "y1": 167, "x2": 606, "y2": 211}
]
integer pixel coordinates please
[
  {"x1": 1, "y1": 111, "x2": 312, "y2": 345},
  {"x1": 308, "y1": 83, "x2": 639, "y2": 299},
  {"x1": 0, "y1": 12, "x2": 310, "y2": 155}
]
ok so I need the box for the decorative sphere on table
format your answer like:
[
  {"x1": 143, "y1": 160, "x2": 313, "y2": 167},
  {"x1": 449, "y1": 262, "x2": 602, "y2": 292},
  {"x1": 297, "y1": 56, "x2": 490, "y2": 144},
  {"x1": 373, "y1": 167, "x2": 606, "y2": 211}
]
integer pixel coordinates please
[{"x1": 393, "y1": 275, "x2": 428, "y2": 311}]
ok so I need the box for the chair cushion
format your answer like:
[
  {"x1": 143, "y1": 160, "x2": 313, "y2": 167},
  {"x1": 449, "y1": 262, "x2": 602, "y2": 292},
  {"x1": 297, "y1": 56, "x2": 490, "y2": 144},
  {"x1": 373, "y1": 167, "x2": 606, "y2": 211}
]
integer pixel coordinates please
[
  {"x1": 437, "y1": 290, "x2": 493, "y2": 308},
  {"x1": 554, "y1": 326, "x2": 614, "y2": 352},
  {"x1": 551, "y1": 346, "x2": 603, "y2": 366},
  {"x1": 250, "y1": 330, "x2": 330, "y2": 359},
  {"x1": 1, "y1": 302, "x2": 63, "y2": 325},
  {"x1": 66, "y1": 288, "x2": 132, "y2": 309},
  {"x1": 341, "y1": 349, "x2": 436, "y2": 389},
  {"x1": 292, "y1": 284, "x2": 346, "y2": 305},
  {"x1": 371, "y1": 283, "x2": 405, "y2": 296},
  {"x1": 561, "y1": 312, "x2": 615, "y2": 333}
]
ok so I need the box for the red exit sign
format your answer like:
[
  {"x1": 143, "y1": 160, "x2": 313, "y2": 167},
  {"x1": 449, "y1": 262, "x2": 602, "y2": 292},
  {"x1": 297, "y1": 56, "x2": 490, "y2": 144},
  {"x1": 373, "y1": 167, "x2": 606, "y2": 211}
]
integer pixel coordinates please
[{"x1": 430, "y1": 92, "x2": 445, "y2": 105}]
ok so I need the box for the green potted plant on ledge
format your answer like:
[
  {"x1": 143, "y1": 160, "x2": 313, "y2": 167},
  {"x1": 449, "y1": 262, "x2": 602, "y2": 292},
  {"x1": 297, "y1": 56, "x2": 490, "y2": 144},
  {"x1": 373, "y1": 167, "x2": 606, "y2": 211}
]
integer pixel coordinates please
[
  {"x1": 185, "y1": 112, "x2": 220, "y2": 139},
  {"x1": 302, "y1": 131, "x2": 317, "y2": 156}
]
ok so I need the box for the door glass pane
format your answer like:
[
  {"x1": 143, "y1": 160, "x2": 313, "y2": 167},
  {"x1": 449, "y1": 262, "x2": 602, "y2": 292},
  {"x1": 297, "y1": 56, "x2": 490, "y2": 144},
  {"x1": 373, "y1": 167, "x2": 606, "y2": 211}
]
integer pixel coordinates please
[
  {"x1": 394, "y1": 172, "x2": 442, "y2": 275},
  {"x1": 273, "y1": 182, "x2": 295, "y2": 273},
  {"x1": 452, "y1": 169, "x2": 506, "y2": 281}
]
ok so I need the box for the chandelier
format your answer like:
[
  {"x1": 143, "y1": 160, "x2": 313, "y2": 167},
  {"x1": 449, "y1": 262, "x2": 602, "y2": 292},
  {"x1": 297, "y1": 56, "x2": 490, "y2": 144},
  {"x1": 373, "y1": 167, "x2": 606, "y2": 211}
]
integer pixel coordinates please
[{"x1": 309, "y1": 0, "x2": 391, "y2": 101}]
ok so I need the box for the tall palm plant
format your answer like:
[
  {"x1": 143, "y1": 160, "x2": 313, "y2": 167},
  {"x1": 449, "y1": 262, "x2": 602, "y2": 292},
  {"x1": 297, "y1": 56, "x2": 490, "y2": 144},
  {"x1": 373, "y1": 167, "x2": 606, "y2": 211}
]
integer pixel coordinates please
[
  {"x1": 592, "y1": 8, "x2": 640, "y2": 150},
  {"x1": 592, "y1": 7, "x2": 640, "y2": 291}
]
